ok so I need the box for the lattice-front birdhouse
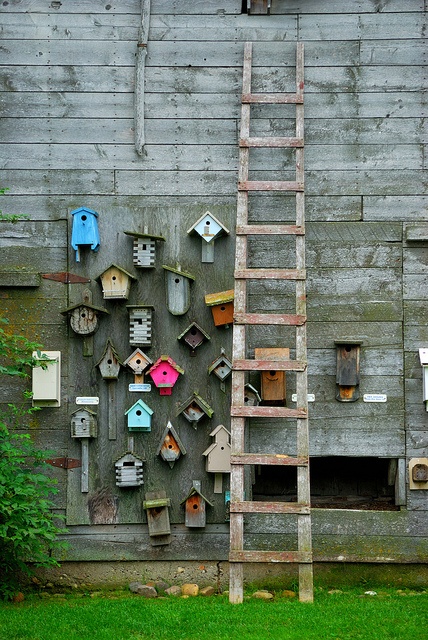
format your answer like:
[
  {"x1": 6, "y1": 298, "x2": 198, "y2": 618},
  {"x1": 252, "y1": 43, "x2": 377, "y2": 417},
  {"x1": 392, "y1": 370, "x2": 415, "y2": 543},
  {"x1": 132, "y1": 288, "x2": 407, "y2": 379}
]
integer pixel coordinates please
[
  {"x1": 123, "y1": 229, "x2": 165, "y2": 268},
  {"x1": 127, "y1": 305, "x2": 154, "y2": 346},
  {"x1": 163, "y1": 265, "x2": 195, "y2": 316},
  {"x1": 244, "y1": 383, "x2": 261, "y2": 406},
  {"x1": 205, "y1": 289, "x2": 234, "y2": 327},
  {"x1": 125, "y1": 399, "x2": 153, "y2": 432},
  {"x1": 143, "y1": 491, "x2": 171, "y2": 545},
  {"x1": 180, "y1": 480, "x2": 213, "y2": 528},
  {"x1": 208, "y1": 349, "x2": 232, "y2": 382},
  {"x1": 156, "y1": 421, "x2": 187, "y2": 468},
  {"x1": 187, "y1": 211, "x2": 230, "y2": 263},
  {"x1": 61, "y1": 301, "x2": 109, "y2": 336},
  {"x1": 115, "y1": 452, "x2": 144, "y2": 488},
  {"x1": 71, "y1": 408, "x2": 97, "y2": 439},
  {"x1": 148, "y1": 355, "x2": 184, "y2": 396},
  {"x1": 334, "y1": 340, "x2": 363, "y2": 402},
  {"x1": 177, "y1": 392, "x2": 214, "y2": 428},
  {"x1": 71, "y1": 206, "x2": 100, "y2": 262},
  {"x1": 255, "y1": 347, "x2": 289, "y2": 405},
  {"x1": 177, "y1": 322, "x2": 210, "y2": 356},
  {"x1": 96, "y1": 339, "x2": 123, "y2": 380},
  {"x1": 96, "y1": 264, "x2": 136, "y2": 300}
]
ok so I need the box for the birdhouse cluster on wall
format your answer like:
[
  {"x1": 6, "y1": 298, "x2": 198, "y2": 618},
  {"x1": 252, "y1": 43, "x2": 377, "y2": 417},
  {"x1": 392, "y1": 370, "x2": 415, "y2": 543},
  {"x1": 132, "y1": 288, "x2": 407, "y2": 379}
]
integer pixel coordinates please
[{"x1": 115, "y1": 453, "x2": 144, "y2": 488}]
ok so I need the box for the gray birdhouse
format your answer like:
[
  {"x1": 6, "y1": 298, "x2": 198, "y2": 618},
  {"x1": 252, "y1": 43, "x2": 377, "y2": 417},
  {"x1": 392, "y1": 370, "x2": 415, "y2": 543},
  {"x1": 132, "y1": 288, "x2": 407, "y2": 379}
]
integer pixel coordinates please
[
  {"x1": 127, "y1": 305, "x2": 154, "y2": 346},
  {"x1": 96, "y1": 339, "x2": 123, "y2": 380},
  {"x1": 187, "y1": 211, "x2": 229, "y2": 263},
  {"x1": 61, "y1": 302, "x2": 109, "y2": 336},
  {"x1": 123, "y1": 229, "x2": 165, "y2": 268},
  {"x1": 143, "y1": 491, "x2": 171, "y2": 545},
  {"x1": 178, "y1": 322, "x2": 210, "y2": 356},
  {"x1": 115, "y1": 452, "x2": 144, "y2": 488},
  {"x1": 244, "y1": 383, "x2": 261, "y2": 406},
  {"x1": 180, "y1": 480, "x2": 213, "y2": 528},
  {"x1": 96, "y1": 264, "x2": 136, "y2": 300},
  {"x1": 177, "y1": 392, "x2": 214, "y2": 428},
  {"x1": 203, "y1": 424, "x2": 231, "y2": 494},
  {"x1": 335, "y1": 340, "x2": 363, "y2": 402},
  {"x1": 156, "y1": 421, "x2": 187, "y2": 468},
  {"x1": 71, "y1": 408, "x2": 97, "y2": 439},
  {"x1": 208, "y1": 349, "x2": 232, "y2": 382},
  {"x1": 163, "y1": 265, "x2": 195, "y2": 316}
]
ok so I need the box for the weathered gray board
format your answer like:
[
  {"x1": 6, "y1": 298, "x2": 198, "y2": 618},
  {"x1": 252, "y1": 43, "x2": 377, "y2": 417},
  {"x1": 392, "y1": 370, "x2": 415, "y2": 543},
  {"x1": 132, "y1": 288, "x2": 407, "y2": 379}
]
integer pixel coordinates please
[{"x1": 0, "y1": 0, "x2": 426, "y2": 562}]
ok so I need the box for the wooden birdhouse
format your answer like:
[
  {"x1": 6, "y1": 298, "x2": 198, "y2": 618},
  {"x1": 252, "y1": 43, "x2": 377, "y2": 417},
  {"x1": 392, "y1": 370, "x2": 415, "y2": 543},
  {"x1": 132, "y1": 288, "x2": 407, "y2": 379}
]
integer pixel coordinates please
[
  {"x1": 205, "y1": 289, "x2": 234, "y2": 327},
  {"x1": 127, "y1": 305, "x2": 154, "y2": 346},
  {"x1": 71, "y1": 206, "x2": 100, "y2": 262},
  {"x1": 156, "y1": 421, "x2": 187, "y2": 468},
  {"x1": 180, "y1": 481, "x2": 213, "y2": 528},
  {"x1": 96, "y1": 264, "x2": 136, "y2": 300},
  {"x1": 123, "y1": 229, "x2": 165, "y2": 268},
  {"x1": 208, "y1": 349, "x2": 232, "y2": 382},
  {"x1": 71, "y1": 407, "x2": 97, "y2": 439},
  {"x1": 203, "y1": 424, "x2": 231, "y2": 493},
  {"x1": 187, "y1": 211, "x2": 229, "y2": 263},
  {"x1": 177, "y1": 392, "x2": 214, "y2": 428},
  {"x1": 115, "y1": 452, "x2": 144, "y2": 488},
  {"x1": 177, "y1": 322, "x2": 210, "y2": 356},
  {"x1": 96, "y1": 339, "x2": 123, "y2": 380},
  {"x1": 244, "y1": 383, "x2": 261, "y2": 406},
  {"x1": 125, "y1": 399, "x2": 153, "y2": 432},
  {"x1": 148, "y1": 355, "x2": 184, "y2": 396},
  {"x1": 163, "y1": 265, "x2": 195, "y2": 316},
  {"x1": 61, "y1": 301, "x2": 109, "y2": 336},
  {"x1": 255, "y1": 347, "x2": 289, "y2": 405},
  {"x1": 335, "y1": 340, "x2": 363, "y2": 402},
  {"x1": 123, "y1": 348, "x2": 153, "y2": 383},
  {"x1": 143, "y1": 491, "x2": 171, "y2": 545}
]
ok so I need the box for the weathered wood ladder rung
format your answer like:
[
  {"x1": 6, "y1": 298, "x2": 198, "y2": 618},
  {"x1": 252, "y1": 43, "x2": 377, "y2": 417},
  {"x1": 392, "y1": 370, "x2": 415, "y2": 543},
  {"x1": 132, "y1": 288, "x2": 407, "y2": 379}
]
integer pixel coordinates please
[{"x1": 229, "y1": 41, "x2": 313, "y2": 604}]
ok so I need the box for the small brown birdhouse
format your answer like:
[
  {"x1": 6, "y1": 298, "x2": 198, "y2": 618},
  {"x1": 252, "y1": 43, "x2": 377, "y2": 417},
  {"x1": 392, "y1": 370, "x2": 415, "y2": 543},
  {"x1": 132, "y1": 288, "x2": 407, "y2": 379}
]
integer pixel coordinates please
[
  {"x1": 127, "y1": 305, "x2": 154, "y2": 346},
  {"x1": 115, "y1": 452, "x2": 144, "y2": 488},
  {"x1": 335, "y1": 340, "x2": 363, "y2": 402},
  {"x1": 96, "y1": 339, "x2": 123, "y2": 380},
  {"x1": 123, "y1": 229, "x2": 165, "y2": 268},
  {"x1": 180, "y1": 481, "x2": 213, "y2": 528},
  {"x1": 163, "y1": 265, "x2": 195, "y2": 316},
  {"x1": 205, "y1": 289, "x2": 234, "y2": 327},
  {"x1": 255, "y1": 347, "x2": 289, "y2": 405},
  {"x1": 143, "y1": 491, "x2": 171, "y2": 545},
  {"x1": 71, "y1": 408, "x2": 97, "y2": 439},
  {"x1": 178, "y1": 322, "x2": 210, "y2": 356},
  {"x1": 61, "y1": 302, "x2": 109, "y2": 336},
  {"x1": 96, "y1": 264, "x2": 136, "y2": 300},
  {"x1": 156, "y1": 421, "x2": 187, "y2": 468},
  {"x1": 123, "y1": 348, "x2": 153, "y2": 383},
  {"x1": 177, "y1": 392, "x2": 214, "y2": 428}
]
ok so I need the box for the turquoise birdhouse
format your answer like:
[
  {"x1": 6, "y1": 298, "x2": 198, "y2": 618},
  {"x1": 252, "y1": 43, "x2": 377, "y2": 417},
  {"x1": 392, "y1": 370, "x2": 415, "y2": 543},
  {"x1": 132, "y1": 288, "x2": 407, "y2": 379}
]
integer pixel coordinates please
[
  {"x1": 71, "y1": 207, "x2": 100, "y2": 262},
  {"x1": 125, "y1": 399, "x2": 153, "y2": 432}
]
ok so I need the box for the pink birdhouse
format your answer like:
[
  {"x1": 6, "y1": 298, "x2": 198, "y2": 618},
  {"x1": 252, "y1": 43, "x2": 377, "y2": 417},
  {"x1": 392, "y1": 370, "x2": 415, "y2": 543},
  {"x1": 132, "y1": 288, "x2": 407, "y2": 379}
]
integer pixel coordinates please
[{"x1": 148, "y1": 355, "x2": 184, "y2": 396}]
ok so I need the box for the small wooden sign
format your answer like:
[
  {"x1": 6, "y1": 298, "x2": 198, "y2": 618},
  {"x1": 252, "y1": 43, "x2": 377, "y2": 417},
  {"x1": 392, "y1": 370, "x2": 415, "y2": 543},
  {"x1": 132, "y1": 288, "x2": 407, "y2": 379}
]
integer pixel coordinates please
[{"x1": 76, "y1": 397, "x2": 99, "y2": 405}]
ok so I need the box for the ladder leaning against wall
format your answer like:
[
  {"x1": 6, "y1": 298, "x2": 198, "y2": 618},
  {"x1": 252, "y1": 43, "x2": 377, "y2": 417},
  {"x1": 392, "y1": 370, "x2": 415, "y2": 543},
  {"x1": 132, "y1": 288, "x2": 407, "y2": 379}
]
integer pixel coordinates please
[{"x1": 229, "y1": 42, "x2": 313, "y2": 604}]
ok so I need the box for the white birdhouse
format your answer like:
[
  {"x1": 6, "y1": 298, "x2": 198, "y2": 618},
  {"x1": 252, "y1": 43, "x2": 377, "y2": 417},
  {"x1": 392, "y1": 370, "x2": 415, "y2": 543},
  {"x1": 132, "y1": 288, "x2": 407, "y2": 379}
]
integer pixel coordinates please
[
  {"x1": 123, "y1": 229, "x2": 165, "y2": 268},
  {"x1": 115, "y1": 452, "x2": 144, "y2": 488},
  {"x1": 187, "y1": 211, "x2": 229, "y2": 263}
]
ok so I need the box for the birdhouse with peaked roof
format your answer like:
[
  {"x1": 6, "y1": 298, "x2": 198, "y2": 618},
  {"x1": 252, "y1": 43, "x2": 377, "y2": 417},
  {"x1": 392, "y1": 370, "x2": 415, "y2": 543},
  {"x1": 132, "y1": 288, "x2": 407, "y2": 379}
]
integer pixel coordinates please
[
  {"x1": 127, "y1": 305, "x2": 154, "y2": 346},
  {"x1": 203, "y1": 425, "x2": 231, "y2": 474},
  {"x1": 187, "y1": 211, "x2": 229, "y2": 263},
  {"x1": 124, "y1": 348, "x2": 152, "y2": 378},
  {"x1": 61, "y1": 301, "x2": 109, "y2": 336},
  {"x1": 163, "y1": 265, "x2": 195, "y2": 316},
  {"x1": 125, "y1": 399, "x2": 153, "y2": 432},
  {"x1": 180, "y1": 480, "x2": 213, "y2": 528},
  {"x1": 177, "y1": 322, "x2": 210, "y2": 356},
  {"x1": 156, "y1": 421, "x2": 187, "y2": 468},
  {"x1": 71, "y1": 407, "x2": 97, "y2": 439},
  {"x1": 205, "y1": 289, "x2": 234, "y2": 327},
  {"x1": 115, "y1": 452, "x2": 144, "y2": 488},
  {"x1": 123, "y1": 229, "x2": 165, "y2": 268},
  {"x1": 148, "y1": 355, "x2": 184, "y2": 395},
  {"x1": 71, "y1": 206, "x2": 100, "y2": 262},
  {"x1": 96, "y1": 264, "x2": 136, "y2": 300},
  {"x1": 96, "y1": 339, "x2": 123, "y2": 380},
  {"x1": 177, "y1": 392, "x2": 214, "y2": 428},
  {"x1": 208, "y1": 349, "x2": 232, "y2": 382}
]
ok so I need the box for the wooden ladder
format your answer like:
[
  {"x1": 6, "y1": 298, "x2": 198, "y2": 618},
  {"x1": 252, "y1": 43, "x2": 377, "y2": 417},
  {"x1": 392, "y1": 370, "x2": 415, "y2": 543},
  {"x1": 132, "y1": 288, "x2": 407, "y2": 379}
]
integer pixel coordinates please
[{"x1": 229, "y1": 42, "x2": 313, "y2": 604}]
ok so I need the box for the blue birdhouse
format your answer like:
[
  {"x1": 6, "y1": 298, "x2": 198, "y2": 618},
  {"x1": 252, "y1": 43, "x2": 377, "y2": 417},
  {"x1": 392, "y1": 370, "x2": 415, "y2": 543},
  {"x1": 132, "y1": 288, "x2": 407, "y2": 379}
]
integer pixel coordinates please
[
  {"x1": 125, "y1": 399, "x2": 153, "y2": 432},
  {"x1": 71, "y1": 207, "x2": 100, "y2": 262}
]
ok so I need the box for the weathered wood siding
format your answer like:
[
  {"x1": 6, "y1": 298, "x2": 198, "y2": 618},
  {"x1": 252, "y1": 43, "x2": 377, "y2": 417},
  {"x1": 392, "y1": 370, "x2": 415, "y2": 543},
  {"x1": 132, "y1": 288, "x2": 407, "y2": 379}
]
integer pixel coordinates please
[{"x1": 0, "y1": 0, "x2": 426, "y2": 562}]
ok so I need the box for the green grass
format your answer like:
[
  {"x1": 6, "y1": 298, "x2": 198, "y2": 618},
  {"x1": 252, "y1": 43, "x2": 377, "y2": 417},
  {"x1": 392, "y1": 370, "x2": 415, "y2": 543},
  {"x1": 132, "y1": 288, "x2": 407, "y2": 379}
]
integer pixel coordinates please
[{"x1": 0, "y1": 588, "x2": 427, "y2": 640}]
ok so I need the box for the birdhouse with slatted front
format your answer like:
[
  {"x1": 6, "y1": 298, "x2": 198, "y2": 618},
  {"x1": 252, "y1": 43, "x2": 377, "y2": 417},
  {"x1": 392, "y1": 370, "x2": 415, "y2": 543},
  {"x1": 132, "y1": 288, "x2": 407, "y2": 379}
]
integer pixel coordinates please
[
  {"x1": 148, "y1": 355, "x2": 184, "y2": 396},
  {"x1": 61, "y1": 302, "x2": 109, "y2": 336},
  {"x1": 115, "y1": 452, "x2": 144, "y2": 488},
  {"x1": 157, "y1": 421, "x2": 187, "y2": 468},
  {"x1": 187, "y1": 211, "x2": 230, "y2": 263},
  {"x1": 180, "y1": 481, "x2": 213, "y2": 528},
  {"x1": 125, "y1": 399, "x2": 153, "y2": 432},
  {"x1": 124, "y1": 229, "x2": 165, "y2": 268},
  {"x1": 177, "y1": 392, "x2": 214, "y2": 428},
  {"x1": 71, "y1": 207, "x2": 100, "y2": 262},
  {"x1": 96, "y1": 339, "x2": 123, "y2": 380},
  {"x1": 177, "y1": 322, "x2": 210, "y2": 356},
  {"x1": 96, "y1": 264, "x2": 136, "y2": 300},
  {"x1": 205, "y1": 290, "x2": 234, "y2": 327},
  {"x1": 71, "y1": 408, "x2": 97, "y2": 439},
  {"x1": 127, "y1": 305, "x2": 154, "y2": 346},
  {"x1": 255, "y1": 347, "x2": 289, "y2": 405},
  {"x1": 163, "y1": 265, "x2": 195, "y2": 316}
]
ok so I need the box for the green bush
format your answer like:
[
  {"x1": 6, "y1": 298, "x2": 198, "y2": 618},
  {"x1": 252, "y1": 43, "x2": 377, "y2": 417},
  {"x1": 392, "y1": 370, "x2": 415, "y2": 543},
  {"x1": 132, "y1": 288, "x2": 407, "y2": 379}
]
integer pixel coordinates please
[{"x1": 0, "y1": 318, "x2": 66, "y2": 599}]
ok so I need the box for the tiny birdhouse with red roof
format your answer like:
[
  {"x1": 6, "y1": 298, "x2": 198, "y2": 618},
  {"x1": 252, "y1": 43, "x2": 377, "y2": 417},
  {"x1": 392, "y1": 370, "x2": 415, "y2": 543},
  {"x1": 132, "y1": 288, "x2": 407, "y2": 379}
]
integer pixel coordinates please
[
  {"x1": 180, "y1": 480, "x2": 213, "y2": 528},
  {"x1": 205, "y1": 289, "x2": 234, "y2": 327},
  {"x1": 148, "y1": 355, "x2": 184, "y2": 395},
  {"x1": 157, "y1": 421, "x2": 187, "y2": 468},
  {"x1": 177, "y1": 322, "x2": 210, "y2": 356},
  {"x1": 96, "y1": 264, "x2": 136, "y2": 300}
]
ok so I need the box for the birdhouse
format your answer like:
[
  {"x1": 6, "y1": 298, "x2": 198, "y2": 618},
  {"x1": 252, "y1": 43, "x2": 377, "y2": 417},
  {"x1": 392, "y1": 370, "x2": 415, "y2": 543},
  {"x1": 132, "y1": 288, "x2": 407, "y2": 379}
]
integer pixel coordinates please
[
  {"x1": 203, "y1": 425, "x2": 231, "y2": 474},
  {"x1": 177, "y1": 322, "x2": 210, "y2": 356},
  {"x1": 156, "y1": 421, "x2": 187, "y2": 468},
  {"x1": 148, "y1": 355, "x2": 184, "y2": 396},
  {"x1": 335, "y1": 340, "x2": 363, "y2": 402},
  {"x1": 96, "y1": 264, "x2": 136, "y2": 300},
  {"x1": 127, "y1": 305, "x2": 154, "y2": 346},
  {"x1": 61, "y1": 302, "x2": 109, "y2": 336},
  {"x1": 177, "y1": 392, "x2": 214, "y2": 428},
  {"x1": 255, "y1": 347, "x2": 289, "y2": 405},
  {"x1": 143, "y1": 491, "x2": 171, "y2": 545},
  {"x1": 205, "y1": 289, "x2": 234, "y2": 327},
  {"x1": 163, "y1": 265, "x2": 195, "y2": 316},
  {"x1": 180, "y1": 481, "x2": 213, "y2": 528},
  {"x1": 208, "y1": 349, "x2": 232, "y2": 382},
  {"x1": 115, "y1": 452, "x2": 144, "y2": 488},
  {"x1": 70, "y1": 206, "x2": 100, "y2": 262},
  {"x1": 31, "y1": 350, "x2": 61, "y2": 408},
  {"x1": 187, "y1": 211, "x2": 229, "y2": 263},
  {"x1": 96, "y1": 339, "x2": 123, "y2": 380},
  {"x1": 124, "y1": 348, "x2": 152, "y2": 378},
  {"x1": 125, "y1": 399, "x2": 153, "y2": 432},
  {"x1": 244, "y1": 383, "x2": 261, "y2": 406},
  {"x1": 123, "y1": 229, "x2": 165, "y2": 268},
  {"x1": 71, "y1": 408, "x2": 97, "y2": 439}
]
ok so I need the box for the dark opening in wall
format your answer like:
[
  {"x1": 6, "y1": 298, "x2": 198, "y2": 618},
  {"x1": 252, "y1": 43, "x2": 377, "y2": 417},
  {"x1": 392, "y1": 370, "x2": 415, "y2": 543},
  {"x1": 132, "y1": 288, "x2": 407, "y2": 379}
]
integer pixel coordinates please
[{"x1": 252, "y1": 457, "x2": 399, "y2": 510}]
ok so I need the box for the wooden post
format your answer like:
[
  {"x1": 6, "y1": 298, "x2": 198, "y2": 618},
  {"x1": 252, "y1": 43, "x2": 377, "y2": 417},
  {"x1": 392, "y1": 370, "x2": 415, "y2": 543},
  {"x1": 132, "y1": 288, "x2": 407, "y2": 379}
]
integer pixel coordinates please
[
  {"x1": 108, "y1": 380, "x2": 116, "y2": 440},
  {"x1": 134, "y1": 0, "x2": 151, "y2": 155},
  {"x1": 81, "y1": 440, "x2": 89, "y2": 493}
]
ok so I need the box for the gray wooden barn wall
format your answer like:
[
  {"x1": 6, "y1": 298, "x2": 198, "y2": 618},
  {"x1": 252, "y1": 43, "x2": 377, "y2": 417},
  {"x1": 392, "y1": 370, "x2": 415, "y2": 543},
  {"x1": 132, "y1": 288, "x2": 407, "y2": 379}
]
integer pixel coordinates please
[{"x1": 0, "y1": 0, "x2": 427, "y2": 563}]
